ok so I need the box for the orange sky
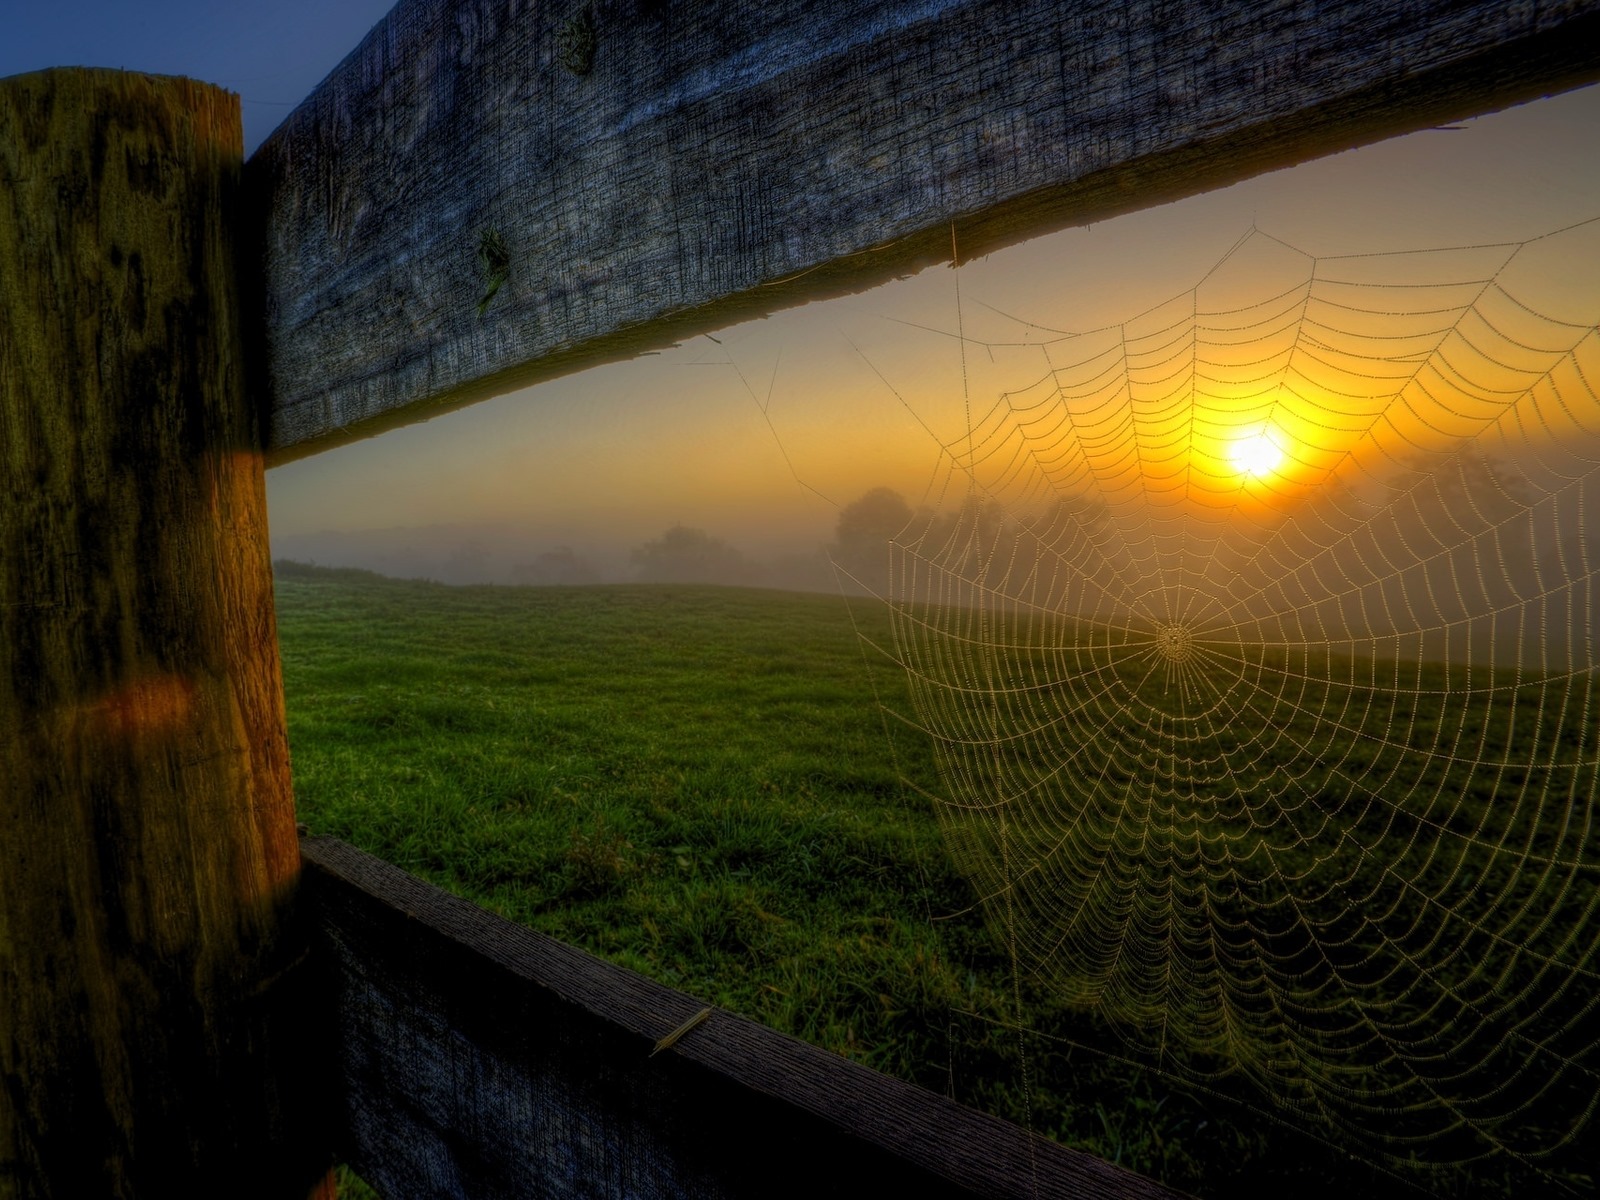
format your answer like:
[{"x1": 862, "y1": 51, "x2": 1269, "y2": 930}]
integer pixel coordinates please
[{"x1": 264, "y1": 84, "x2": 1600, "y2": 574}]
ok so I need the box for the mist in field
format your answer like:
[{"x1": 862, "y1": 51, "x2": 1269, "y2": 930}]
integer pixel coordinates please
[
  {"x1": 264, "y1": 84, "x2": 1600, "y2": 668},
  {"x1": 269, "y1": 456, "x2": 1600, "y2": 673},
  {"x1": 270, "y1": 519, "x2": 837, "y2": 590},
  {"x1": 269, "y1": 484, "x2": 936, "y2": 594}
]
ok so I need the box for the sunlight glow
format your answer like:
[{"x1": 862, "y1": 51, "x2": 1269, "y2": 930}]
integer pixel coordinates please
[{"x1": 1229, "y1": 429, "x2": 1286, "y2": 479}]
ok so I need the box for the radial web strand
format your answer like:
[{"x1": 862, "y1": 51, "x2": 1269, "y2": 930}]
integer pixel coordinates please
[{"x1": 856, "y1": 223, "x2": 1600, "y2": 1192}]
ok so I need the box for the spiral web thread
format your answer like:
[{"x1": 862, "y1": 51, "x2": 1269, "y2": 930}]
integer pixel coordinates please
[{"x1": 864, "y1": 223, "x2": 1600, "y2": 1189}]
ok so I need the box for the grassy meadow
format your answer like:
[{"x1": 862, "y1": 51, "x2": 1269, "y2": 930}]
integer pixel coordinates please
[{"x1": 273, "y1": 562, "x2": 1586, "y2": 1198}]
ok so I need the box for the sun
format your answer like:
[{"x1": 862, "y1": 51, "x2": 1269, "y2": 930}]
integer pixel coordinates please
[{"x1": 1228, "y1": 428, "x2": 1286, "y2": 479}]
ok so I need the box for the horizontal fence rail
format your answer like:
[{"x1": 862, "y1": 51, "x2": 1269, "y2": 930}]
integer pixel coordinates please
[
  {"x1": 302, "y1": 836, "x2": 1190, "y2": 1199},
  {"x1": 249, "y1": 0, "x2": 1600, "y2": 462}
]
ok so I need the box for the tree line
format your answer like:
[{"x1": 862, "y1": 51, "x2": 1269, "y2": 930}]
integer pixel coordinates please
[{"x1": 592, "y1": 452, "x2": 1597, "y2": 664}]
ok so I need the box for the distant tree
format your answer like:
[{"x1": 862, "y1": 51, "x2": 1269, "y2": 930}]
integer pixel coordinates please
[
  {"x1": 1012, "y1": 493, "x2": 1121, "y2": 616},
  {"x1": 911, "y1": 494, "x2": 1011, "y2": 591},
  {"x1": 1386, "y1": 448, "x2": 1534, "y2": 530},
  {"x1": 512, "y1": 546, "x2": 600, "y2": 586},
  {"x1": 632, "y1": 525, "x2": 760, "y2": 585},
  {"x1": 830, "y1": 487, "x2": 914, "y2": 595},
  {"x1": 1369, "y1": 448, "x2": 1538, "y2": 656}
]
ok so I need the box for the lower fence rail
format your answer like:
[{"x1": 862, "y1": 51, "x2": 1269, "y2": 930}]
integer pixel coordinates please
[{"x1": 301, "y1": 837, "x2": 1189, "y2": 1199}]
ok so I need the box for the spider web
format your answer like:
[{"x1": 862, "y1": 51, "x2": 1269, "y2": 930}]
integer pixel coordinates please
[{"x1": 850, "y1": 222, "x2": 1600, "y2": 1191}]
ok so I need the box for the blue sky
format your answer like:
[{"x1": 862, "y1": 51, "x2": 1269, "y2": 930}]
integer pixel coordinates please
[{"x1": 0, "y1": 1, "x2": 394, "y2": 153}]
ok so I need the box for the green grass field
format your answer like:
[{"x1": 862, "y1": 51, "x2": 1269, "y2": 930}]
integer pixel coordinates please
[{"x1": 273, "y1": 562, "x2": 1590, "y2": 1198}]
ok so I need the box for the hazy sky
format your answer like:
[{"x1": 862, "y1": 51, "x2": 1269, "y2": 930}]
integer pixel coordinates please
[
  {"x1": 6, "y1": 6, "x2": 1598, "y2": 580},
  {"x1": 264, "y1": 80, "x2": 1600, "y2": 574}
]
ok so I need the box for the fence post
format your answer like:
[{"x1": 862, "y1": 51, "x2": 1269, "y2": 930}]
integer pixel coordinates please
[{"x1": 0, "y1": 70, "x2": 331, "y2": 1197}]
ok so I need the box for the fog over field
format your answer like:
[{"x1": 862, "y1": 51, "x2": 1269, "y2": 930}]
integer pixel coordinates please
[
  {"x1": 267, "y1": 86, "x2": 1600, "y2": 617},
  {"x1": 271, "y1": 519, "x2": 838, "y2": 591}
]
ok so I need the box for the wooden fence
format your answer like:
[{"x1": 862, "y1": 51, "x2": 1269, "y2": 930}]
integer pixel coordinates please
[
  {"x1": 305, "y1": 836, "x2": 1182, "y2": 1198},
  {"x1": 3, "y1": 1, "x2": 1599, "y2": 1195}
]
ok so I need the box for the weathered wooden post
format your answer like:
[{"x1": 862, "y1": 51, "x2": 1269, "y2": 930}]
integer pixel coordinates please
[{"x1": 0, "y1": 70, "x2": 329, "y2": 1196}]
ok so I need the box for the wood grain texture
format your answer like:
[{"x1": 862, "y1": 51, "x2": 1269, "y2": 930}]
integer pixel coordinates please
[
  {"x1": 249, "y1": 0, "x2": 1600, "y2": 462},
  {"x1": 302, "y1": 835, "x2": 1191, "y2": 1200},
  {"x1": 0, "y1": 69, "x2": 331, "y2": 1198}
]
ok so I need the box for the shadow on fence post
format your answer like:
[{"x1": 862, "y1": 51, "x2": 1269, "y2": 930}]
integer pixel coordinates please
[{"x1": 0, "y1": 68, "x2": 333, "y2": 1198}]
